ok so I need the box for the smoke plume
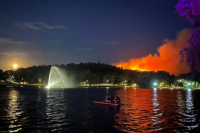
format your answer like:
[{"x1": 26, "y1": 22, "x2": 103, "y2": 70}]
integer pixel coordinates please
[{"x1": 116, "y1": 29, "x2": 192, "y2": 76}]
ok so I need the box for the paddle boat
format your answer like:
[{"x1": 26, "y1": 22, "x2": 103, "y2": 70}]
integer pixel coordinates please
[{"x1": 93, "y1": 96, "x2": 121, "y2": 106}]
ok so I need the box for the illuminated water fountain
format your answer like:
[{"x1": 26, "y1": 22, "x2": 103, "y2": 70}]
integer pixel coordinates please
[{"x1": 47, "y1": 66, "x2": 72, "y2": 88}]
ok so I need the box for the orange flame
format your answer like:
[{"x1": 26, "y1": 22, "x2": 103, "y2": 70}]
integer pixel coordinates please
[{"x1": 115, "y1": 29, "x2": 191, "y2": 76}]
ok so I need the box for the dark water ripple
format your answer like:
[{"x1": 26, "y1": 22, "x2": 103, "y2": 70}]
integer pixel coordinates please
[
  {"x1": 114, "y1": 88, "x2": 200, "y2": 132},
  {"x1": 0, "y1": 87, "x2": 200, "y2": 132}
]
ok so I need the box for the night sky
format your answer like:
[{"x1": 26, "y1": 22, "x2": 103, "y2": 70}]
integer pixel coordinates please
[{"x1": 0, "y1": 0, "x2": 191, "y2": 70}]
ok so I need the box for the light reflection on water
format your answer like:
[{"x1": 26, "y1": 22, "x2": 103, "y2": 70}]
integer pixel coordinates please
[
  {"x1": 46, "y1": 89, "x2": 67, "y2": 132},
  {"x1": 152, "y1": 88, "x2": 163, "y2": 131},
  {"x1": 114, "y1": 88, "x2": 199, "y2": 132},
  {"x1": 114, "y1": 89, "x2": 156, "y2": 132},
  {"x1": 7, "y1": 89, "x2": 23, "y2": 132},
  {"x1": 184, "y1": 89, "x2": 198, "y2": 130},
  {"x1": 0, "y1": 87, "x2": 200, "y2": 132}
]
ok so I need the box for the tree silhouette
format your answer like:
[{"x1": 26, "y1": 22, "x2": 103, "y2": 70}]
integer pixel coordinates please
[{"x1": 176, "y1": 0, "x2": 200, "y2": 72}]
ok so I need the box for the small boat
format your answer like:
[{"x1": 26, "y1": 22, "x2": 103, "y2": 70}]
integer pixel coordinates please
[
  {"x1": 93, "y1": 101, "x2": 120, "y2": 106},
  {"x1": 93, "y1": 96, "x2": 121, "y2": 106}
]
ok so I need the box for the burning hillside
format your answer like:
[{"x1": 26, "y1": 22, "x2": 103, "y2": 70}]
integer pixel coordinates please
[{"x1": 116, "y1": 29, "x2": 192, "y2": 76}]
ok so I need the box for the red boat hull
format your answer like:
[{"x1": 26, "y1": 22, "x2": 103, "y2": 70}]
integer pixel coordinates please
[{"x1": 93, "y1": 101, "x2": 120, "y2": 106}]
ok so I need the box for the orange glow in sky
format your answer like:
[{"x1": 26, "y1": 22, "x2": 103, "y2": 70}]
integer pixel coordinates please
[
  {"x1": 0, "y1": 53, "x2": 39, "y2": 71},
  {"x1": 115, "y1": 29, "x2": 191, "y2": 76}
]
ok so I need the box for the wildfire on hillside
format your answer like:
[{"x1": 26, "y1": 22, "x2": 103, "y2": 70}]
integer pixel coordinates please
[{"x1": 115, "y1": 29, "x2": 192, "y2": 76}]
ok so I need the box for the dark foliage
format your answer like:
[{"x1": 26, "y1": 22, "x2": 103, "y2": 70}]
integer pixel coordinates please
[
  {"x1": 176, "y1": 0, "x2": 200, "y2": 73},
  {"x1": 0, "y1": 63, "x2": 174, "y2": 88}
]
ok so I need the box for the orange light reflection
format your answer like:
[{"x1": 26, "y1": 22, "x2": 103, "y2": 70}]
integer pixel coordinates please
[{"x1": 114, "y1": 89, "x2": 157, "y2": 132}]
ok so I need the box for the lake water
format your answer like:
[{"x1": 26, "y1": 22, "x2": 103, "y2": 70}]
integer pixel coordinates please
[{"x1": 0, "y1": 86, "x2": 200, "y2": 132}]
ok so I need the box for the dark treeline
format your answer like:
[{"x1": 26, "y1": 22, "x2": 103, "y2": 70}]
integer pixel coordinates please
[
  {"x1": 0, "y1": 62, "x2": 198, "y2": 88},
  {"x1": 0, "y1": 65, "x2": 51, "y2": 85}
]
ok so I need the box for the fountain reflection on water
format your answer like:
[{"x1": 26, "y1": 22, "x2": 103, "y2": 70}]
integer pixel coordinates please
[
  {"x1": 47, "y1": 66, "x2": 73, "y2": 89},
  {"x1": 0, "y1": 87, "x2": 200, "y2": 132},
  {"x1": 45, "y1": 89, "x2": 68, "y2": 132}
]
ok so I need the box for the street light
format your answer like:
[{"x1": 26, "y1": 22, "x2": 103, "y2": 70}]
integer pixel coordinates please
[
  {"x1": 106, "y1": 80, "x2": 109, "y2": 84},
  {"x1": 39, "y1": 78, "x2": 42, "y2": 84}
]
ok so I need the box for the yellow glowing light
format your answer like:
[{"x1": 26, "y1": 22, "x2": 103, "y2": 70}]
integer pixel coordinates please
[
  {"x1": 13, "y1": 64, "x2": 18, "y2": 69},
  {"x1": 130, "y1": 67, "x2": 147, "y2": 71}
]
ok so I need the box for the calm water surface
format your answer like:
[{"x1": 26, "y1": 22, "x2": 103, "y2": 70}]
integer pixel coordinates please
[{"x1": 0, "y1": 87, "x2": 200, "y2": 132}]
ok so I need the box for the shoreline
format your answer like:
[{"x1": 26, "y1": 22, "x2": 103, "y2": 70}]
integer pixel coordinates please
[{"x1": 1, "y1": 83, "x2": 199, "y2": 89}]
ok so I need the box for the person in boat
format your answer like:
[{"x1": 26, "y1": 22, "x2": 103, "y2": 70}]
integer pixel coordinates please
[
  {"x1": 114, "y1": 97, "x2": 120, "y2": 104},
  {"x1": 105, "y1": 96, "x2": 112, "y2": 103},
  {"x1": 105, "y1": 96, "x2": 120, "y2": 104}
]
